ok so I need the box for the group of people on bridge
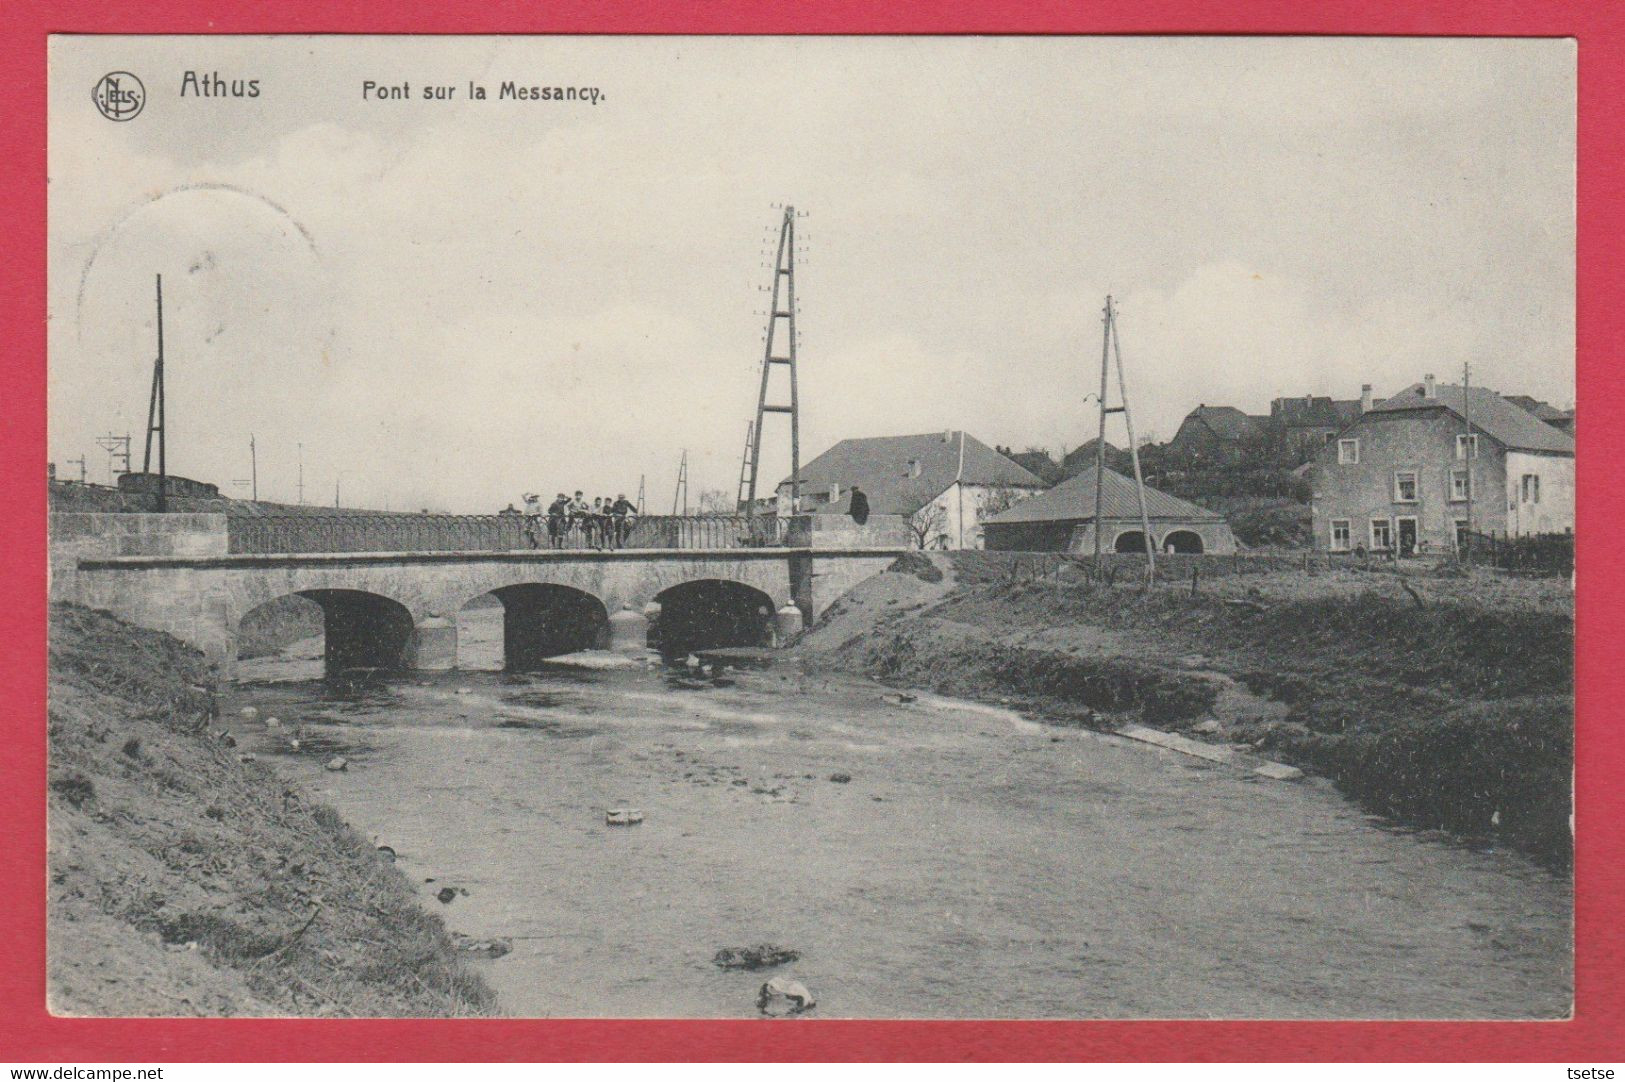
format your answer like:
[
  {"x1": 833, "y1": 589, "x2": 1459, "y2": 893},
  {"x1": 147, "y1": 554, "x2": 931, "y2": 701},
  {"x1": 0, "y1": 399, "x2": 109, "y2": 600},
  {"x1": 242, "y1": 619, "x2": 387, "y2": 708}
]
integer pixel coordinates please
[{"x1": 502, "y1": 491, "x2": 640, "y2": 550}]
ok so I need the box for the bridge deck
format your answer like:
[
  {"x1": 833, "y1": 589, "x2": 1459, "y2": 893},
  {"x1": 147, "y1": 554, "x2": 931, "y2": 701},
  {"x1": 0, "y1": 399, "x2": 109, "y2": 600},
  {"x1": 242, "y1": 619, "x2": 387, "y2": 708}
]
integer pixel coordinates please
[{"x1": 76, "y1": 545, "x2": 912, "y2": 571}]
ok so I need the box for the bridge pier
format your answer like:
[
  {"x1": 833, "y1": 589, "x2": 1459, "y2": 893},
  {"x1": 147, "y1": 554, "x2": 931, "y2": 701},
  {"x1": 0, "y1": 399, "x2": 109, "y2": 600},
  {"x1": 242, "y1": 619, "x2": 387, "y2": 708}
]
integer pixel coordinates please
[{"x1": 409, "y1": 616, "x2": 458, "y2": 670}]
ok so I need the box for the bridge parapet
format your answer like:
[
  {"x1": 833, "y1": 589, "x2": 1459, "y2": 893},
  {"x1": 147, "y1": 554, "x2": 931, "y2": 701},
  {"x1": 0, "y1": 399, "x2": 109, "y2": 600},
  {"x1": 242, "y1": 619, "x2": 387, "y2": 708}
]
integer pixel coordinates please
[
  {"x1": 225, "y1": 512, "x2": 792, "y2": 554},
  {"x1": 785, "y1": 513, "x2": 911, "y2": 549}
]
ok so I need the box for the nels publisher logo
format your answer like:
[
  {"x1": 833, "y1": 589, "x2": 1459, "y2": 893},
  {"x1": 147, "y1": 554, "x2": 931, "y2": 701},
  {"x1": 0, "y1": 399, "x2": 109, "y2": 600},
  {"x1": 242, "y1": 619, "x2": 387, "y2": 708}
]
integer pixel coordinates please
[{"x1": 92, "y1": 71, "x2": 145, "y2": 121}]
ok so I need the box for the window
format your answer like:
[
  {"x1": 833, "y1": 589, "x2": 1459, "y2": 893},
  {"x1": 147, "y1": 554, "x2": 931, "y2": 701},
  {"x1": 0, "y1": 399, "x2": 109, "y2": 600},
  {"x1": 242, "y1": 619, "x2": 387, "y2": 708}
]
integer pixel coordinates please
[
  {"x1": 1450, "y1": 469, "x2": 1471, "y2": 501},
  {"x1": 1337, "y1": 438, "x2": 1360, "y2": 464},
  {"x1": 1521, "y1": 473, "x2": 1541, "y2": 504},
  {"x1": 1454, "y1": 519, "x2": 1470, "y2": 553},
  {"x1": 1330, "y1": 519, "x2": 1351, "y2": 552},
  {"x1": 1394, "y1": 470, "x2": 1418, "y2": 502},
  {"x1": 1456, "y1": 434, "x2": 1479, "y2": 460},
  {"x1": 1370, "y1": 518, "x2": 1393, "y2": 550}
]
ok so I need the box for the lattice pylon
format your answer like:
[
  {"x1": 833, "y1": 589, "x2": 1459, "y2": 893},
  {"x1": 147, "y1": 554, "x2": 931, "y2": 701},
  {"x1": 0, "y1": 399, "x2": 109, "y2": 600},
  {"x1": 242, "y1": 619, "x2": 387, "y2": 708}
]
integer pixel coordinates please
[{"x1": 744, "y1": 206, "x2": 801, "y2": 517}]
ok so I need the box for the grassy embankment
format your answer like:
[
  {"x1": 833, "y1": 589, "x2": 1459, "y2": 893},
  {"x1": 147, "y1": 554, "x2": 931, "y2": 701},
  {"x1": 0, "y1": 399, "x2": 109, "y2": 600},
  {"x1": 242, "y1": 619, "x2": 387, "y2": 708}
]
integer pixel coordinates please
[
  {"x1": 47, "y1": 603, "x2": 495, "y2": 1016},
  {"x1": 803, "y1": 552, "x2": 1572, "y2": 870}
]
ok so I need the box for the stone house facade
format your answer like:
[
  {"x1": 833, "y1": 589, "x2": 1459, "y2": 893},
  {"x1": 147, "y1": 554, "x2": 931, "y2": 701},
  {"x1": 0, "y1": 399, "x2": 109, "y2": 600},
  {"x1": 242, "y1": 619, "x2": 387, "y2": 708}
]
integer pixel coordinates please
[{"x1": 1311, "y1": 377, "x2": 1575, "y2": 556}]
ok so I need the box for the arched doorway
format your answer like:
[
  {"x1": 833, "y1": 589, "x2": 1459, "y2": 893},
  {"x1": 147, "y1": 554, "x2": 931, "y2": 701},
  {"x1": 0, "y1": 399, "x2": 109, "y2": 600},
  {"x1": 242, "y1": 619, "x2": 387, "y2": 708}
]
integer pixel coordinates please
[
  {"x1": 461, "y1": 584, "x2": 610, "y2": 671},
  {"x1": 1161, "y1": 529, "x2": 1205, "y2": 554},
  {"x1": 650, "y1": 579, "x2": 776, "y2": 657},
  {"x1": 237, "y1": 589, "x2": 414, "y2": 678},
  {"x1": 1114, "y1": 529, "x2": 1151, "y2": 554}
]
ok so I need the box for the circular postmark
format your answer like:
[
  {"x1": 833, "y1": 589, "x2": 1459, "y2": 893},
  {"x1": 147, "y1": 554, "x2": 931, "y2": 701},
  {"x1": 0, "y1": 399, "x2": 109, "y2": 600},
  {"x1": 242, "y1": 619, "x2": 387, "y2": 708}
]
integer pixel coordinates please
[{"x1": 92, "y1": 72, "x2": 145, "y2": 122}]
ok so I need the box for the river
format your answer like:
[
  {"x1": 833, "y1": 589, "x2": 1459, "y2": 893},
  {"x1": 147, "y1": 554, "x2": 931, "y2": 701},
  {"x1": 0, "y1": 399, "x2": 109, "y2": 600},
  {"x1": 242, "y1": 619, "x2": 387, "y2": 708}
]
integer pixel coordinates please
[{"x1": 227, "y1": 607, "x2": 1571, "y2": 1019}]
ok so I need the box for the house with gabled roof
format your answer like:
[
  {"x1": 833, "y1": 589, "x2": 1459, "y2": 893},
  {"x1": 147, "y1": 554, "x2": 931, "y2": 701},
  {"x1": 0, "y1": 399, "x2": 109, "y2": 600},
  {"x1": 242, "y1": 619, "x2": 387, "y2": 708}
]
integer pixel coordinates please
[
  {"x1": 982, "y1": 467, "x2": 1238, "y2": 554},
  {"x1": 1164, "y1": 405, "x2": 1269, "y2": 466},
  {"x1": 1503, "y1": 394, "x2": 1576, "y2": 437},
  {"x1": 777, "y1": 431, "x2": 1046, "y2": 549},
  {"x1": 1270, "y1": 393, "x2": 1365, "y2": 455},
  {"x1": 1311, "y1": 374, "x2": 1575, "y2": 556}
]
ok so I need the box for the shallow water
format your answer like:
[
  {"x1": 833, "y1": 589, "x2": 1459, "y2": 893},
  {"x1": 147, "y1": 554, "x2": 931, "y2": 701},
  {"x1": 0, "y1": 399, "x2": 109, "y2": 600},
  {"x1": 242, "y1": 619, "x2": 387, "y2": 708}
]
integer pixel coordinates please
[{"x1": 229, "y1": 610, "x2": 1571, "y2": 1019}]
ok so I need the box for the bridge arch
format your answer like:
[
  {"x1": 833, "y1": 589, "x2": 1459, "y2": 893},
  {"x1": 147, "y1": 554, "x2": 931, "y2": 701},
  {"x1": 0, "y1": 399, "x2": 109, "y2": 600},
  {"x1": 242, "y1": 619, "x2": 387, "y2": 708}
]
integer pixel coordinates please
[
  {"x1": 650, "y1": 578, "x2": 776, "y2": 657},
  {"x1": 236, "y1": 588, "x2": 416, "y2": 677},
  {"x1": 457, "y1": 583, "x2": 610, "y2": 671}
]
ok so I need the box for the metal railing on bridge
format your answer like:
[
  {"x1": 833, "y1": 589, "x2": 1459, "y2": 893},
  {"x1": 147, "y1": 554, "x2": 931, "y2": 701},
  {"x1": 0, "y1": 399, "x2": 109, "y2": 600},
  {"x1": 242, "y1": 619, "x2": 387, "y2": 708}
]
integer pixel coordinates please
[{"x1": 226, "y1": 513, "x2": 792, "y2": 555}]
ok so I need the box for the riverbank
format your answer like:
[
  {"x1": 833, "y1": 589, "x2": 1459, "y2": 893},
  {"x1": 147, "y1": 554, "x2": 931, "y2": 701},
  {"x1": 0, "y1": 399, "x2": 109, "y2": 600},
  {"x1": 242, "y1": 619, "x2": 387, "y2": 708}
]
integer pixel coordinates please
[
  {"x1": 47, "y1": 603, "x2": 495, "y2": 1016},
  {"x1": 796, "y1": 552, "x2": 1573, "y2": 871}
]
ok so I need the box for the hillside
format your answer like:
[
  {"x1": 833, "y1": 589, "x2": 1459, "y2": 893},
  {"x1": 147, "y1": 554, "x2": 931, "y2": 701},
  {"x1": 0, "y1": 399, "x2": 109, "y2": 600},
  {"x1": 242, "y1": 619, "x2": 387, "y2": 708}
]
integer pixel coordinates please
[{"x1": 47, "y1": 604, "x2": 495, "y2": 1016}]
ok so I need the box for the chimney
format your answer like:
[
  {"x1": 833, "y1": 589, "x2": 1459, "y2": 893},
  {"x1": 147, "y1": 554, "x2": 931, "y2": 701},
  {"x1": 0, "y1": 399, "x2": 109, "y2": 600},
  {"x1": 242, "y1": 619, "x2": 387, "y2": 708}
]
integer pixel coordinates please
[
  {"x1": 829, "y1": 482, "x2": 840, "y2": 503},
  {"x1": 1423, "y1": 373, "x2": 1437, "y2": 399},
  {"x1": 1360, "y1": 384, "x2": 1373, "y2": 413},
  {"x1": 942, "y1": 429, "x2": 954, "y2": 443}
]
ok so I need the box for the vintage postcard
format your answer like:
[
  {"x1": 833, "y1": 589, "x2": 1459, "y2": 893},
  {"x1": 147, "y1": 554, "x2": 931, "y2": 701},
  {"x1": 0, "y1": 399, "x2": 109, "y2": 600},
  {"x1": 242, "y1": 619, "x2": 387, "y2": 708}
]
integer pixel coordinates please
[{"x1": 45, "y1": 35, "x2": 1575, "y2": 1020}]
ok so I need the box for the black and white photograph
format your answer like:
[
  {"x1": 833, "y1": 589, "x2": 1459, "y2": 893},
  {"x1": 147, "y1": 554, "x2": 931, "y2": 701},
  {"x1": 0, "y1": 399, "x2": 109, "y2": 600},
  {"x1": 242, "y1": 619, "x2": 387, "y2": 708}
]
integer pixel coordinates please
[{"x1": 45, "y1": 35, "x2": 1575, "y2": 1020}]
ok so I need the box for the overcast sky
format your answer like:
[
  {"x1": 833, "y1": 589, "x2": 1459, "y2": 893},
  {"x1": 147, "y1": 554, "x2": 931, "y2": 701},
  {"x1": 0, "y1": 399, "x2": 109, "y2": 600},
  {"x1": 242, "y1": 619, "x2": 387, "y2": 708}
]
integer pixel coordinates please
[{"x1": 48, "y1": 36, "x2": 1574, "y2": 512}]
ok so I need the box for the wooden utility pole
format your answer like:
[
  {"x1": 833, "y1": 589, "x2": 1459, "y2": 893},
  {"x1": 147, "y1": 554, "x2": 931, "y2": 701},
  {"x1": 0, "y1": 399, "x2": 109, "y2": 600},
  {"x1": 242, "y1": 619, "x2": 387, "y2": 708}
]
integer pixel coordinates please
[
  {"x1": 142, "y1": 274, "x2": 167, "y2": 511},
  {"x1": 1091, "y1": 299, "x2": 1111, "y2": 567},
  {"x1": 1462, "y1": 360, "x2": 1473, "y2": 558},
  {"x1": 1091, "y1": 296, "x2": 1156, "y2": 584},
  {"x1": 249, "y1": 433, "x2": 258, "y2": 502}
]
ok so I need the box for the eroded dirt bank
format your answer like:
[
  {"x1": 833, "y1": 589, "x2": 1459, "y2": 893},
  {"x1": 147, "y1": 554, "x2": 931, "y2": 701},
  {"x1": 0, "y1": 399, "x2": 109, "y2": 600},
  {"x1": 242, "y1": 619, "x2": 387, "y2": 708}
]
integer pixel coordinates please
[
  {"x1": 795, "y1": 552, "x2": 1574, "y2": 871},
  {"x1": 47, "y1": 604, "x2": 494, "y2": 1017}
]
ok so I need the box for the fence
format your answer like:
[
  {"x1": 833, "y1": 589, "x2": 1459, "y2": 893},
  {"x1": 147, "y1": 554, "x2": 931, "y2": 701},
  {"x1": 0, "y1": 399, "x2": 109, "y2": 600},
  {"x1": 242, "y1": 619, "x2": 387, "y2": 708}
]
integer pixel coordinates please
[
  {"x1": 1461, "y1": 530, "x2": 1574, "y2": 576},
  {"x1": 226, "y1": 513, "x2": 790, "y2": 555}
]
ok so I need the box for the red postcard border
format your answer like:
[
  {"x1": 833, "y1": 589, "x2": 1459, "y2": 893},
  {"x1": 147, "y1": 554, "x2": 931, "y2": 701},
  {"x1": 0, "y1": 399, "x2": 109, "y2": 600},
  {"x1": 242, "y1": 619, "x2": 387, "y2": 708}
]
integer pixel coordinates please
[{"x1": 2, "y1": 0, "x2": 1619, "y2": 1063}]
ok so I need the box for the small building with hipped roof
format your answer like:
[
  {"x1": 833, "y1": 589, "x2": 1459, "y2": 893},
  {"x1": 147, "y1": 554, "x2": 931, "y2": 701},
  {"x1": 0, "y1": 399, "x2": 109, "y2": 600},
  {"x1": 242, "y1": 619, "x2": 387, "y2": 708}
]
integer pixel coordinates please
[{"x1": 981, "y1": 467, "x2": 1238, "y2": 554}]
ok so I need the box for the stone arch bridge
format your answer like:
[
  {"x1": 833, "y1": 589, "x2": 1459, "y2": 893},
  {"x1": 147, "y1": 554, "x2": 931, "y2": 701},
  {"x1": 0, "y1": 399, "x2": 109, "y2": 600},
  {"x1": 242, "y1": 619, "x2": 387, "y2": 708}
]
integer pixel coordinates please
[{"x1": 50, "y1": 512, "x2": 908, "y2": 678}]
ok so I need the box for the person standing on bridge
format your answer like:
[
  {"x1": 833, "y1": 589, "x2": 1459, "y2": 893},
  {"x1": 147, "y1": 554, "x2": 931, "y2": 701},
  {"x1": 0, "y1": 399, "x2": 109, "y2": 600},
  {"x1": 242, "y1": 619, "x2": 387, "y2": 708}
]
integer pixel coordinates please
[
  {"x1": 546, "y1": 493, "x2": 570, "y2": 548},
  {"x1": 568, "y1": 491, "x2": 589, "y2": 547},
  {"x1": 598, "y1": 495, "x2": 617, "y2": 550},
  {"x1": 848, "y1": 484, "x2": 871, "y2": 526},
  {"x1": 521, "y1": 492, "x2": 544, "y2": 549},
  {"x1": 612, "y1": 493, "x2": 638, "y2": 549}
]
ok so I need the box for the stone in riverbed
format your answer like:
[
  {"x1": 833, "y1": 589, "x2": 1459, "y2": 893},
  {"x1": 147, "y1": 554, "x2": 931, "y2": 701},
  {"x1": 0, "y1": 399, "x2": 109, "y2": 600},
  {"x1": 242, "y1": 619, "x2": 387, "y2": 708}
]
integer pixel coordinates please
[
  {"x1": 713, "y1": 944, "x2": 799, "y2": 970},
  {"x1": 757, "y1": 976, "x2": 816, "y2": 1016}
]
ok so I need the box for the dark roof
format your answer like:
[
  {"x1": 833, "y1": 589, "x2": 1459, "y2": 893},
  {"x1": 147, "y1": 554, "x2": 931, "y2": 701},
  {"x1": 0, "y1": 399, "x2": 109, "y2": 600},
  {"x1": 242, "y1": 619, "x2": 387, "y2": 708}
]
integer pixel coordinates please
[
  {"x1": 1004, "y1": 450, "x2": 1063, "y2": 482},
  {"x1": 1502, "y1": 395, "x2": 1569, "y2": 424},
  {"x1": 1060, "y1": 439, "x2": 1121, "y2": 469},
  {"x1": 1369, "y1": 383, "x2": 1575, "y2": 455},
  {"x1": 1179, "y1": 405, "x2": 1267, "y2": 442},
  {"x1": 1273, "y1": 395, "x2": 1362, "y2": 430},
  {"x1": 984, "y1": 466, "x2": 1226, "y2": 525},
  {"x1": 783, "y1": 432, "x2": 1044, "y2": 515}
]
